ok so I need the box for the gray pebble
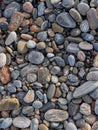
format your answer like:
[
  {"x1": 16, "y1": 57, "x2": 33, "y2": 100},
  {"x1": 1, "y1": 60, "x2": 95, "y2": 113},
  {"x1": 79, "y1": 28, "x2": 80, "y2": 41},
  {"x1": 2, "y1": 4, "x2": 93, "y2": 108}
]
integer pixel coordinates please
[
  {"x1": 36, "y1": 90, "x2": 43, "y2": 100},
  {"x1": 79, "y1": 41, "x2": 93, "y2": 51},
  {"x1": 80, "y1": 103, "x2": 91, "y2": 116},
  {"x1": 11, "y1": 70, "x2": 19, "y2": 79},
  {"x1": 55, "y1": 56, "x2": 65, "y2": 67},
  {"x1": 7, "y1": 83, "x2": 16, "y2": 93},
  {"x1": 47, "y1": 84, "x2": 56, "y2": 99},
  {"x1": 27, "y1": 40, "x2": 36, "y2": 48},
  {"x1": 22, "y1": 106, "x2": 34, "y2": 115},
  {"x1": 62, "y1": 0, "x2": 74, "y2": 8},
  {"x1": 38, "y1": 2, "x2": 45, "y2": 16},
  {"x1": 68, "y1": 102, "x2": 79, "y2": 116},
  {"x1": 54, "y1": 33, "x2": 65, "y2": 45},
  {"x1": 94, "y1": 99, "x2": 98, "y2": 115},
  {"x1": 90, "y1": 88, "x2": 98, "y2": 99},
  {"x1": 66, "y1": 122, "x2": 77, "y2": 130},
  {"x1": 32, "y1": 100, "x2": 43, "y2": 109},
  {"x1": 66, "y1": 43, "x2": 80, "y2": 54},
  {"x1": 27, "y1": 73, "x2": 37, "y2": 83},
  {"x1": 0, "y1": 53, "x2": 6, "y2": 68},
  {"x1": 82, "y1": 33, "x2": 94, "y2": 41},
  {"x1": 80, "y1": 20, "x2": 89, "y2": 33},
  {"x1": 1, "y1": 118, "x2": 12, "y2": 129},
  {"x1": 37, "y1": 31, "x2": 47, "y2": 42},
  {"x1": 68, "y1": 55, "x2": 75, "y2": 66},
  {"x1": 13, "y1": 80, "x2": 22, "y2": 88}
]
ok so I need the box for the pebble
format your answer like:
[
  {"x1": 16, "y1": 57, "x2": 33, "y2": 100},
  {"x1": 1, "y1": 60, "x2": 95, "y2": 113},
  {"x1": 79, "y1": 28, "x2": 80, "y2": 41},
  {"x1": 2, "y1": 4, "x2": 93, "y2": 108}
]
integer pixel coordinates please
[
  {"x1": 51, "y1": 0, "x2": 61, "y2": 4},
  {"x1": 3, "y1": 0, "x2": 14, "y2": 4},
  {"x1": 9, "y1": 11, "x2": 24, "y2": 31},
  {"x1": 30, "y1": 118, "x2": 39, "y2": 130},
  {"x1": 11, "y1": 70, "x2": 19, "y2": 80},
  {"x1": 54, "y1": 56, "x2": 65, "y2": 67},
  {"x1": 73, "y1": 81, "x2": 98, "y2": 98},
  {"x1": 80, "y1": 103, "x2": 91, "y2": 116},
  {"x1": 32, "y1": 100, "x2": 43, "y2": 109},
  {"x1": 79, "y1": 41, "x2": 93, "y2": 51},
  {"x1": 86, "y1": 71, "x2": 98, "y2": 81},
  {"x1": 62, "y1": 0, "x2": 74, "y2": 8},
  {"x1": 94, "y1": 99, "x2": 98, "y2": 115},
  {"x1": 50, "y1": 66, "x2": 61, "y2": 75},
  {"x1": 47, "y1": 84, "x2": 56, "y2": 99},
  {"x1": 92, "y1": 121, "x2": 98, "y2": 130},
  {"x1": 38, "y1": 67, "x2": 50, "y2": 84},
  {"x1": 0, "y1": 66, "x2": 11, "y2": 84},
  {"x1": 52, "y1": 23, "x2": 64, "y2": 33},
  {"x1": 38, "y1": 2, "x2": 45, "y2": 16},
  {"x1": 80, "y1": 20, "x2": 89, "y2": 33},
  {"x1": 0, "y1": 53, "x2": 6, "y2": 68},
  {"x1": 84, "y1": 114, "x2": 96, "y2": 125},
  {"x1": 27, "y1": 40, "x2": 36, "y2": 49},
  {"x1": 22, "y1": 106, "x2": 34, "y2": 115},
  {"x1": 54, "y1": 33, "x2": 65, "y2": 45},
  {"x1": 4, "y1": 2, "x2": 20, "y2": 18},
  {"x1": 7, "y1": 83, "x2": 16, "y2": 93},
  {"x1": 23, "y1": 90, "x2": 35, "y2": 103},
  {"x1": 27, "y1": 73, "x2": 37, "y2": 83},
  {"x1": 0, "y1": 21, "x2": 8, "y2": 31},
  {"x1": 39, "y1": 124, "x2": 49, "y2": 130},
  {"x1": 82, "y1": 33, "x2": 94, "y2": 41},
  {"x1": 68, "y1": 55, "x2": 75, "y2": 66},
  {"x1": 45, "y1": 109, "x2": 68, "y2": 122},
  {"x1": 17, "y1": 40, "x2": 28, "y2": 54},
  {"x1": 13, "y1": 117, "x2": 31, "y2": 128},
  {"x1": 21, "y1": 34, "x2": 33, "y2": 40},
  {"x1": 66, "y1": 122, "x2": 77, "y2": 130},
  {"x1": 23, "y1": 2, "x2": 33, "y2": 13},
  {"x1": 37, "y1": 42, "x2": 46, "y2": 50},
  {"x1": 40, "y1": 102, "x2": 55, "y2": 112},
  {"x1": 90, "y1": 88, "x2": 98, "y2": 99},
  {"x1": 68, "y1": 102, "x2": 79, "y2": 116},
  {"x1": 87, "y1": 8, "x2": 98, "y2": 30},
  {"x1": 56, "y1": 12, "x2": 76, "y2": 28},
  {"x1": 5, "y1": 31, "x2": 17, "y2": 45},
  {"x1": 77, "y1": 51, "x2": 86, "y2": 61},
  {"x1": 81, "y1": 123, "x2": 91, "y2": 130},
  {"x1": 58, "y1": 98, "x2": 67, "y2": 105},
  {"x1": 1, "y1": 118, "x2": 12, "y2": 129},
  {"x1": 0, "y1": 98, "x2": 19, "y2": 111},
  {"x1": 69, "y1": 8, "x2": 82, "y2": 22},
  {"x1": 71, "y1": 28, "x2": 81, "y2": 37},
  {"x1": 77, "y1": 2, "x2": 90, "y2": 16},
  {"x1": 20, "y1": 64, "x2": 38, "y2": 78},
  {"x1": 76, "y1": 119, "x2": 85, "y2": 128},
  {"x1": 93, "y1": 54, "x2": 98, "y2": 67},
  {"x1": 66, "y1": 43, "x2": 80, "y2": 54},
  {"x1": 36, "y1": 90, "x2": 43, "y2": 100},
  {"x1": 51, "y1": 75, "x2": 58, "y2": 83},
  {"x1": 28, "y1": 51, "x2": 44, "y2": 64},
  {"x1": 93, "y1": 43, "x2": 98, "y2": 52},
  {"x1": 37, "y1": 31, "x2": 47, "y2": 42}
]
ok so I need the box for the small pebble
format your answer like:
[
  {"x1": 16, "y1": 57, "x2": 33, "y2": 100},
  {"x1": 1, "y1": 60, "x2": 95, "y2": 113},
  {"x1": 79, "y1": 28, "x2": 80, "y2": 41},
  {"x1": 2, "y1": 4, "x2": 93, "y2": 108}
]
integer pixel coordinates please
[
  {"x1": 23, "y1": 2, "x2": 33, "y2": 13},
  {"x1": 32, "y1": 100, "x2": 43, "y2": 109}
]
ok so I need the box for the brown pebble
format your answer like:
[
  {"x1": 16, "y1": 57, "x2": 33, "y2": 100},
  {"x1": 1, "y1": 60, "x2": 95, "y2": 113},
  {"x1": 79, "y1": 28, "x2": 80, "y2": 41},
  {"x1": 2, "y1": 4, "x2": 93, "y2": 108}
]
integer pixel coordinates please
[
  {"x1": 0, "y1": 17, "x2": 7, "y2": 22},
  {"x1": 46, "y1": 47, "x2": 53, "y2": 53},
  {"x1": 39, "y1": 124, "x2": 49, "y2": 130},
  {"x1": 21, "y1": 34, "x2": 33, "y2": 40},
  {"x1": 1, "y1": 111, "x2": 9, "y2": 118},
  {"x1": 0, "y1": 66, "x2": 11, "y2": 84},
  {"x1": 21, "y1": 20, "x2": 30, "y2": 27},
  {"x1": 37, "y1": 42, "x2": 46, "y2": 50},
  {"x1": 77, "y1": 51, "x2": 86, "y2": 61},
  {"x1": 9, "y1": 12, "x2": 24, "y2": 31},
  {"x1": 30, "y1": 25, "x2": 40, "y2": 32},
  {"x1": 17, "y1": 40, "x2": 28, "y2": 54},
  {"x1": 81, "y1": 123, "x2": 91, "y2": 130},
  {"x1": 55, "y1": 87, "x2": 62, "y2": 98}
]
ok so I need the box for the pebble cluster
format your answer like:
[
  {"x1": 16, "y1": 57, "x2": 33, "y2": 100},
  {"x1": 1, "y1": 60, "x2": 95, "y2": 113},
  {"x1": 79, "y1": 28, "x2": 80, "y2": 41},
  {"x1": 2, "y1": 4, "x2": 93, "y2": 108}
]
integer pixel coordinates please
[{"x1": 0, "y1": 0, "x2": 98, "y2": 130}]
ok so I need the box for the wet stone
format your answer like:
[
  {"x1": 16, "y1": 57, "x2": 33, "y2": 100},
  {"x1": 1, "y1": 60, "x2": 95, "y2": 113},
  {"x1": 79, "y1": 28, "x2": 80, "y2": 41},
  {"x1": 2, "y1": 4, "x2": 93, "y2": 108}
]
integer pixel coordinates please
[
  {"x1": 13, "y1": 117, "x2": 31, "y2": 129},
  {"x1": 79, "y1": 41, "x2": 93, "y2": 51},
  {"x1": 27, "y1": 40, "x2": 36, "y2": 49},
  {"x1": 22, "y1": 106, "x2": 34, "y2": 115},
  {"x1": 93, "y1": 43, "x2": 98, "y2": 52},
  {"x1": 71, "y1": 28, "x2": 81, "y2": 37},
  {"x1": 27, "y1": 73, "x2": 37, "y2": 83},
  {"x1": 6, "y1": 83, "x2": 16, "y2": 93},
  {"x1": 40, "y1": 102, "x2": 55, "y2": 112},
  {"x1": 0, "y1": 98, "x2": 19, "y2": 111},
  {"x1": 77, "y1": 51, "x2": 86, "y2": 61},
  {"x1": 28, "y1": 51, "x2": 44, "y2": 64},
  {"x1": 45, "y1": 109, "x2": 68, "y2": 122},
  {"x1": 56, "y1": 12, "x2": 76, "y2": 28},
  {"x1": 23, "y1": 2, "x2": 33, "y2": 13}
]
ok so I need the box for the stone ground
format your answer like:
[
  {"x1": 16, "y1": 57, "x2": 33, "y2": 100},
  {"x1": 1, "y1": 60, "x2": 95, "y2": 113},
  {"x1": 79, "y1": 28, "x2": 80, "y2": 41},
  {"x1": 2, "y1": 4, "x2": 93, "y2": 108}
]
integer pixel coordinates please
[{"x1": 0, "y1": 0, "x2": 98, "y2": 130}]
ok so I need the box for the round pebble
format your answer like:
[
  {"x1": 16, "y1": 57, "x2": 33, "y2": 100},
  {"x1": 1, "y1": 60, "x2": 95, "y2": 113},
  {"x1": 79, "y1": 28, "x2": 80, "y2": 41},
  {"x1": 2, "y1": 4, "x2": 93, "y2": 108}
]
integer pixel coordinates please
[
  {"x1": 23, "y1": 2, "x2": 33, "y2": 13},
  {"x1": 33, "y1": 100, "x2": 43, "y2": 109},
  {"x1": 37, "y1": 31, "x2": 47, "y2": 42},
  {"x1": 54, "y1": 33, "x2": 65, "y2": 45},
  {"x1": 27, "y1": 40, "x2": 36, "y2": 49},
  {"x1": 80, "y1": 103, "x2": 91, "y2": 116}
]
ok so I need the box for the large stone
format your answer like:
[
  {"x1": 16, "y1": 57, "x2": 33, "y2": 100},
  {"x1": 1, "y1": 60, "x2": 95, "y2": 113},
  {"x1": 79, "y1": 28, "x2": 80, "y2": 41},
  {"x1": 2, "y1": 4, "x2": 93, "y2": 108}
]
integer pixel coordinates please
[
  {"x1": 73, "y1": 81, "x2": 98, "y2": 98},
  {"x1": 56, "y1": 12, "x2": 76, "y2": 28},
  {"x1": 0, "y1": 98, "x2": 19, "y2": 111},
  {"x1": 28, "y1": 51, "x2": 44, "y2": 64},
  {"x1": 87, "y1": 8, "x2": 98, "y2": 30},
  {"x1": 45, "y1": 109, "x2": 68, "y2": 122},
  {"x1": 13, "y1": 117, "x2": 31, "y2": 128}
]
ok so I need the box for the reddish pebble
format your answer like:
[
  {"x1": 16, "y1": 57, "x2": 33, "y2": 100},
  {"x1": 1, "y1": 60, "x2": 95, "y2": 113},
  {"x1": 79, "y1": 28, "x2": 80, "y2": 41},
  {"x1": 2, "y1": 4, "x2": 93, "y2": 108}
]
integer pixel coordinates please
[
  {"x1": 77, "y1": 51, "x2": 86, "y2": 61},
  {"x1": 23, "y1": 2, "x2": 33, "y2": 13}
]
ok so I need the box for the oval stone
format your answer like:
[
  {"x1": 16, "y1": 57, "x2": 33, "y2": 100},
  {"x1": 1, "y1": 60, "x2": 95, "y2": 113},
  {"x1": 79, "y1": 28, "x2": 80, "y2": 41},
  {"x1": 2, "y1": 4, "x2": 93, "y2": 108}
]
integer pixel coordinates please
[
  {"x1": 79, "y1": 41, "x2": 93, "y2": 51},
  {"x1": 86, "y1": 71, "x2": 98, "y2": 81},
  {"x1": 13, "y1": 117, "x2": 31, "y2": 128},
  {"x1": 56, "y1": 12, "x2": 76, "y2": 28},
  {"x1": 0, "y1": 53, "x2": 6, "y2": 68},
  {"x1": 28, "y1": 51, "x2": 44, "y2": 64},
  {"x1": 45, "y1": 109, "x2": 68, "y2": 122}
]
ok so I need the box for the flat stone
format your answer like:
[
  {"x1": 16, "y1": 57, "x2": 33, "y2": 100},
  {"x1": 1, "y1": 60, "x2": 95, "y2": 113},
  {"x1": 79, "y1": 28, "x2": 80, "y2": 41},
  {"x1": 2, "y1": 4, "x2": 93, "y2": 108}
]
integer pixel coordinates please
[
  {"x1": 5, "y1": 31, "x2": 17, "y2": 45},
  {"x1": 80, "y1": 103, "x2": 91, "y2": 116},
  {"x1": 79, "y1": 41, "x2": 93, "y2": 51},
  {"x1": 0, "y1": 98, "x2": 19, "y2": 111},
  {"x1": 30, "y1": 118, "x2": 39, "y2": 130},
  {"x1": 20, "y1": 64, "x2": 38, "y2": 78},
  {"x1": 71, "y1": 28, "x2": 81, "y2": 37},
  {"x1": 87, "y1": 8, "x2": 98, "y2": 30},
  {"x1": 84, "y1": 114, "x2": 96, "y2": 125},
  {"x1": 51, "y1": 0, "x2": 61, "y2": 4},
  {"x1": 77, "y1": 2, "x2": 90, "y2": 16},
  {"x1": 94, "y1": 99, "x2": 98, "y2": 115},
  {"x1": 47, "y1": 84, "x2": 56, "y2": 99},
  {"x1": 23, "y1": 90, "x2": 35, "y2": 103},
  {"x1": 56, "y1": 12, "x2": 76, "y2": 28},
  {"x1": 69, "y1": 8, "x2": 82, "y2": 22},
  {"x1": 7, "y1": 83, "x2": 16, "y2": 93},
  {"x1": 39, "y1": 124, "x2": 49, "y2": 130},
  {"x1": 45, "y1": 109, "x2": 68, "y2": 122},
  {"x1": 9, "y1": 11, "x2": 24, "y2": 31},
  {"x1": 73, "y1": 81, "x2": 98, "y2": 98},
  {"x1": 66, "y1": 122, "x2": 77, "y2": 130},
  {"x1": 13, "y1": 117, "x2": 31, "y2": 128},
  {"x1": 0, "y1": 66, "x2": 11, "y2": 84},
  {"x1": 38, "y1": 67, "x2": 50, "y2": 84},
  {"x1": 22, "y1": 106, "x2": 34, "y2": 115},
  {"x1": 0, "y1": 53, "x2": 6, "y2": 68},
  {"x1": 86, "y1": 71, "x2": 98, "y2": 80},
  {"x1": 1, "y1": 118, "x2": 12, "y2": 129},
  {"x1": 37, "y1": 31, "x2": 47, "y2": 42},
  {"x1": 66, "y1": 43, "x2": 80, "y2": 54},
  {"x1": 52, "y1": 23, "x2": 64, "y2": 33},
  {"x1": 62, "y1": 0, "x2": 74, "y2": 8},
  {"x1": 27, "y1": 73, "x2": 37, "y2": 83},
  {"x1": 81, "y1": 123, "x2": 91, "y2": 130},
  {"x1": 28, "y1": 51, "x2": 44, "y2": 64}
]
